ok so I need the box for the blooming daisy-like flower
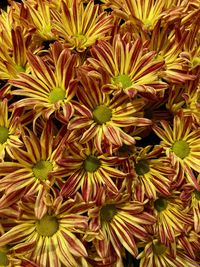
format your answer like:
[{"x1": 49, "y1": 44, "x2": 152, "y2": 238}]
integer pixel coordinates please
[
  {"x1": 137, "y1": 237, "x2": 199, "y2": 267},
  {"x1": 153, "y1": 111, "x2": 200, "y2": 190},
  {"x1": 0, "y1": 98, "x2": 23, "y2": 161},
  {"x1": 86, "y1": 189, "x2": 156, "y2": 260},
  {"x1": 0, "y1": 26, "x2": 31, "y2": 80},
  {"x1": 87, "y1": 35, "x2": 167, "y2": 99},
  {"x1": 131, "y1": 145, "x2": 173, "y2": 200},
  {"x1": 152, "y1": 191, "x2": 193, "y2": 245},
  {"x1": 68, "y1": 72, "x2": 151, "y2": 153},
  {"x1": 51, "y1": 0, "x2": 113, "y2": 52},
  {"x1": 59, "y1": 141, "x2": 127, "y2": 201},
  {"x1": 102, "y1": 0, "x2": 173, "y2": 32},
  {"x1": 0, "y1": 193, "x2": 89, "y2": 267},
  {"x1": 0, "y1": 120, "x2": 68, "y2": 218},
  {"x1": 23, "y1": 0, "x2": 56, "y2": 43},
  {"x1": 148, "y1": 20, "x2": 196, "y2": 84},
  {"x1": 9, "y1": 42, "x2": 77, "y2": 122}
]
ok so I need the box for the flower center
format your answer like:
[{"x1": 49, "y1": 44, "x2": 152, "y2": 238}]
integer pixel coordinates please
[
  {"x1": 113, "y1": 74, "x2": 132, "y2": 89},
  {"x1": 49, "y1": 87, "x2": 66, "y2": 104},
  {"x1": 0, "y1": 126, "x2": 9, "y2": 144},
  {"x1": 194, "y1": 190, "x2": 200, "y2": 200},
  {"x1": 172, "y1": 140, "x2": 190, "y2": 159},
  {"x1": 154, "y1": 197, "x2": 168, "y2": 212},
  {"x1": 32, "y1": 160, "x2": 53, "y2": 181},
  {"x1": 93, "y1": 105, "x2": 112, "y2": 124},
  {"x1": 36, "y1": 214, "x2": 59, "y2": 237},
  {"x1": 83, "y1": 155, "x2": 100, "y2": 172},
  {"x1": 153, "y1": 242, "x2": 167, "y2": 255},
  {"x1": 100, "y1": 204, "x2": 117, "y2": 223},
  {"x1": 0, "y1": 251, "x2": 9, "y2": 266},
  {"x1": 135, "y1": 159, "x2": 150, "y2": 175}
]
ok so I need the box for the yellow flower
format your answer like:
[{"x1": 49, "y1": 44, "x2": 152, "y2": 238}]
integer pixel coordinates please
[
  {"x1": 153, "y1": 111, "x2": 200, "y2": 190},
  {"x1": 51, "y1": 0, "x2": 113, "y2": 52}
]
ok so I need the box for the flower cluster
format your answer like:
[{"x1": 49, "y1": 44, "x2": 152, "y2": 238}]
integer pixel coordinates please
[{"x1": 0, "y1": 0, "x2": 199, "y2": 266}]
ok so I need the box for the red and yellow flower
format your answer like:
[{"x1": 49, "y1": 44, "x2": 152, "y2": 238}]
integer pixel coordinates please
[{"x1": 68, "y1": 72, "x2": 151, "y2": 153}]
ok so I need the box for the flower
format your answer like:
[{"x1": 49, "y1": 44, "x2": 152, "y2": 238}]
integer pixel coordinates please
[
  {"x1": 0, "y1": 192, "x2": 89, "y2": 267},
  {"x1": 148, "y1": 20, "x2": 196, "y2": 84},
  {"x1": 0, "y1": 120, "x2": 68, "y2": 218},
  {"x1": 137, "y1": 237, "x2": 199, "y2": 267},
  {"x1": 68, "y1": 72, "x2": 151, "y2": 153},
  {"x1": 86, "y1": 189, "x2": 156, "y2": 260},
  {"x1": 87, "y1": 35, "x2": 167, "y2": 99},
  {"x1": 152, "y1": 191, "x2": 193, "y2": 245},
  {"x1": 51, "y1": 0, "x2": 113, "y2": 52},
  {"x1": 9, "y1": 42, "x2": 77, "y2": 122},
  {"x1": 59, "y1": 141, "x2": 127, "y2": 201},
  {"x1": 131, "y1": 145, "x2": 173, "y2": 200},
  {"x1": 0, "y1": 98, "x2": 23, "y2": 161},
  {"x1": 153, "y1": 111, "x2": 200, "y2": 190}
]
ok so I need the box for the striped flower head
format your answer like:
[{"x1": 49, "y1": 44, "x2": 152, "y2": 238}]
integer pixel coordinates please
[
  {"x1": 87, "y1": 35, "x2": 167, "y2": 99},
  {"x1": 153, "y1": 111, "x2": 200, "y2": 190},
  {"x1": 148, "y1": 20, "x2": 196, "y2": 84},
  {"x1": 86, "y1": 189, "x2": 156, "y2": 259},
  {"x1": 68, "y1": 72, "x2": 151, "y2": 154},
  {"x1": 0, "y1": 120, "x2": 69, "y2": 218},
  {"x1": 0, "y1": 98, "x2": 23, "y2": 161},
  {"x1": 131, "y1": 145, "x2": 173, "y2": 201},
  {"x1": 137, "y1": 237, "x2": 199, "y2": 267},
  {"x1": 52, "y1": 0, "x2": 113, "y2": 52},
  {"x1": 59, "y1": 141, "x2": 127, "y2": 201},
  {"x1": 152, "y1": 191, "x2": 193, "y2": 245},
  {"x1": 9, "y1": 42, "x2": 77, "y2": 122},
  {"x1": 0, "y1": 193, "x2": 89, "y2": 267}
]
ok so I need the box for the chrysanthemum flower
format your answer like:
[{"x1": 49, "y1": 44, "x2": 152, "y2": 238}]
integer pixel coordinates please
[
  {"x1": 87, "y1": 35, "x2": 167, "y2": 99},
  {"x1": 137, "y1": 237, "x2": 199, "y2": 267},
  {"x1": 153, "y1": 111, "x2": 200, "y2": 190},
  {"x1": 131, "y1": 145, "x2": 173, "y2": 200},
  {"x1": 59, "y1": 141, "x2": 127, "y2": 201},
  {"x1": 86, "y1": 189, "x2": 156, "y2": 260},
  {"x1": 0, "y1": 26, "x2": 31, "y2": 79},
  {"x1": 23, "y1": 0, "x2": 56, "y2": 43},
  {"x1": 102, "y1": 0, "x2": 166, "y2": 32},
  {"x1": 152, "y1": 191, "x2": 193, "y2": 245},
  {"x1": 0, "y1": 120, "x2": 68, "y2": 218},
  {"x1": 51, "y1": 0, "x2": 113, "y2": 52},
  {"x1": 0, "y1": 193, "x2": 89, "y2": 267},
  {"x1": 148, "y1": 20, "x2": 196, "y2": 84},
  {"x1": 0, "y1": 98, "x2": 23, "y2": 161},
  {"x1": 68, "y1": 73, "x2": 151, "y2": 153},
  {"x1": 9, "y1": 42, "x2": 77, "y2": 122}
]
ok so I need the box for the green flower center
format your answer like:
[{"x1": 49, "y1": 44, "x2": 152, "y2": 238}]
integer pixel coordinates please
[
  {"x1": 192, "y1": 56, "x2": 200, "y2": 68},
  {"x1": 0, "y1": 251, "x2": 9, "y2": 266},
  {"x1": 154, "y1": 197, "x2": 168, "y2": 212},
  {"x1": 172, "y1": 140, "x2": 190, "y2": 159},
  {"x1": 49, "y1": 87, "x2": 66, "y2": 104},
  {"x1": 15, "y1": 65, "x2": 26, "y2": 72},
  {"x1": 113, "y1": 74, "x2": 132, "y2": 89},
  {"x1": 194, "y1": 190, "x2": 200, "y2": 200},
  {"x1": 93, "y1": 105, "x2": 112, "y2": 124},
  {"x1": 135, "y1": 159, "x2": 150, "y2": 175},
  {"x1": 36, "y1": 214, "x2": 59, "y2": 237},
  {"x1": 32, "y1": 160, "x2": 53, "y2": 181},
  {"x1": 100, "y1": 204, "x2": 117, "y2": 223},
  {"x1": 0, "y1": 126, "x2": 9, "y2": 144},
  {"x1": 153, "y1": 242, "x2": 167, "y2": 255},
  {"x1": 83, "y1": 155, "x2": 100, "y2": 172}
]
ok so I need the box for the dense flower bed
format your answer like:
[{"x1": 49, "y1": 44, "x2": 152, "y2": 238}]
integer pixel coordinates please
[{"x1": 0, "y1": 0, "x2": 199, "y2": 266}]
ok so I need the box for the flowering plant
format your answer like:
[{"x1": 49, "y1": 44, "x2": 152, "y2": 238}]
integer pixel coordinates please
[{"x1": 0, "y1": 0, "x2": 199, "y2": 266}]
